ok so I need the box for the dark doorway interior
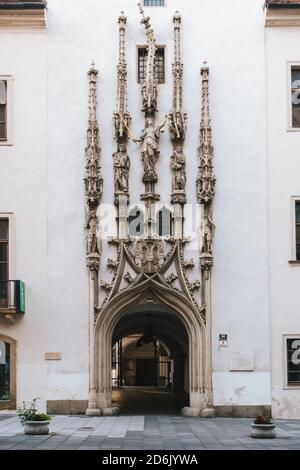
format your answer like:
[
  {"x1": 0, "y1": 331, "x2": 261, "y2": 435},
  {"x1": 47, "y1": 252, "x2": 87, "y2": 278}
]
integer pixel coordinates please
[
  {"x1": 111, "y1": 306, "x2": 189, "y2": 414},
  {"x1": 136, "y1": 359, "x2": 156, "y2": 386}
]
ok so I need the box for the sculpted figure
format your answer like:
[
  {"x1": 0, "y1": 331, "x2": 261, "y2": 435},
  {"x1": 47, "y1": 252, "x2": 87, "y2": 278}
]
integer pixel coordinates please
[
  {"x1": 86, "y1": 211, "x2": 100, "y2": 255},
  {"x1": 169, "y1": 111, "x2": 186, "y2": 140},
  {"x1": 202, "y1": 214, "x2": 215, "y2": 254},
  {"x1": 141, "y1": 83, "x2": 157, "y2": 114},
  {"x1": 171, "y1": 145, "x2": 186, "y2": 191},
  {"x1": 113, "y1": 143, "x2": 130, "y2": 193},
  {"x1": 135, "y1": 118, "x2": 166, "y2": 173}
]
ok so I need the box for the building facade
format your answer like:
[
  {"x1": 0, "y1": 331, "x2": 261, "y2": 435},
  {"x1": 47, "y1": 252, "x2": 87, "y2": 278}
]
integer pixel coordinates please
[
  {"x1": 0, "y1": 0, "x2": 299, "y2": 418},
  {"x1": 266, "y1": 0, "x2": 300, "y2": 419}
]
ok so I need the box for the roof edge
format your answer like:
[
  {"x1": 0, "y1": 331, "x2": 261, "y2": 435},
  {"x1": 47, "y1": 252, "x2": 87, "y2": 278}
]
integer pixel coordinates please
[
  {"x1": 0, "y1": 2, "x2": 46, "y2": 10},
  {"x1": 265, "y1": 2, "x2": 300, "y2": 8}
]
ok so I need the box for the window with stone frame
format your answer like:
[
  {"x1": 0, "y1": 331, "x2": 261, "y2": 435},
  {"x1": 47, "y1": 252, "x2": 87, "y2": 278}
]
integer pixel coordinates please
[
  {"x1": 144, "y1": 0, "x2": 165, "y2": 6},
  {"x1": 0, "y1": 80, "x2": 7, "y2": 141},
  {"x1": 0, "y1": 219, "x2": 9, "y2": 307},
  {"x1": 291, "y1": 67, "x2": 300, "y2": 128},
  {"x1": 138, "y1": 47, "x2": 165, "y2": 84},
  {"x1": 295, "y1": 201, "x2": 300, "y2": 260},
  {"x1": 0, "y1": 340, "x2": 10, "y2": 401},
  {"x1": 286, "y1": 337, "x2": 300, "y2": 386}
]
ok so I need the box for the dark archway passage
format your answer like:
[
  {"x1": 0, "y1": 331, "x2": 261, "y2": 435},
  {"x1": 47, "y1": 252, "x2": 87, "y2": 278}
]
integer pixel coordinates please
[{"x1": 111, "y1": 305, "x2": 189, "y2": 414}]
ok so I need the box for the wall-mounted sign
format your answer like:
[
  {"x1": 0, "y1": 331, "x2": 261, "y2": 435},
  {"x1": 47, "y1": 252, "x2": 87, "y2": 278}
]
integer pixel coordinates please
[
  {"x1": 45, "y1": 352, "x2": 62, "y2": 361},
  {"x1": 219, "y1": 334, "x2": 228, "y2": 347}
]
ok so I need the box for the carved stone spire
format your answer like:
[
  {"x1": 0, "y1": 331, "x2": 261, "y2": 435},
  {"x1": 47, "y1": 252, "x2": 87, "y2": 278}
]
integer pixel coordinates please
[
  {"x1": 114, "y1": 12, "x2": 131, "y2": 142},
  {"x1": 113, "y1": 13, "x2": 131, "y2": 212},
  {"x1": 138, "y1": 2, "x2": 158, "y2": 117},
  {"x1": 84, "y1": 63, "x2": 103, "y2": 272},
  {"x1": 136, "y1": 3, "x2": 166, "y2": 235},
  {"x1": 169, "y1": 11, "x2": 187, "y2": 207},
  {"x1": 197, "y1": 63, "x2": 216, "y2": 272},
  {"x1": 196, "y1": 63, "x2": 216, "y2": 206},
  {"x1": 169, "y1": 11, "x2": 187, "y2": 143}
]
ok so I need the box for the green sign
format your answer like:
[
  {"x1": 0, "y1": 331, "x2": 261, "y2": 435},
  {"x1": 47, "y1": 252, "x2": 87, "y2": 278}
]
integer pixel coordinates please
[{"x1": 17, "y1": 281, "x2": 25, "y2": 313}]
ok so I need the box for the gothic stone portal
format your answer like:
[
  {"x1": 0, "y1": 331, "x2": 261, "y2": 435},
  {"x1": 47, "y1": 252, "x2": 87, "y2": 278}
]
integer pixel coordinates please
[{"x1": 87, "y1": 286, "x2": 213, "y2": 417}]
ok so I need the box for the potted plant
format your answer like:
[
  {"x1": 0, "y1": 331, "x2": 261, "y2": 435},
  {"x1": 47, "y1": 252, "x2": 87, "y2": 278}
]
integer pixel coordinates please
[
  {"x1": 17, "y1": 398, "x2": 52, "y2": 435},
  {"x1": 250, "y1": 415, "x2": 276, "y2": 439}
]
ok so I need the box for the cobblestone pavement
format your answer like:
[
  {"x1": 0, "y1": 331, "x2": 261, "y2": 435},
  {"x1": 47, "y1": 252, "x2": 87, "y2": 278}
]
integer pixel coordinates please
[{"x1": 0, "y1": 415, "x2": 300, "y2": 450}]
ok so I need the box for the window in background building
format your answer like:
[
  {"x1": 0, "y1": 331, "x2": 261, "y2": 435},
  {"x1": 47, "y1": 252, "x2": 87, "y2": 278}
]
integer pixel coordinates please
[
  {"x1": 138, "y1": 47, "x2": 165, "y2": 84},
  {"x1": 295, "y1": 201, "x2": 300, "y2": 260},
  {"x1": 0, "y1": 219, "x2": 9, "y2": 307},
  {"x1": 0, "y1": 341, "x2": 10, "y2": 401},
  {"x1": 0, "y1": 80, "x2": 7, "y2": 141},
  {"x1": 291, "y1": 67, "x2": 300, "y2": 128},
  {"x1": 286, "y1": 337, "x2": 300, "y2": 386},
  {"x1": 144, "y1": 0, "x2": 165, "y2": 6}
]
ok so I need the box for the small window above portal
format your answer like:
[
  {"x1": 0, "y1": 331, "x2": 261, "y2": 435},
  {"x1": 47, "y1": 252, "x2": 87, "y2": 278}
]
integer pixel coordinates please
[
  {"x1": 144, "y1": 0, "x2": 165, "y2": 7},
  {"x1": 138, "y1": 47, "x2": 165, "y2": 84}
]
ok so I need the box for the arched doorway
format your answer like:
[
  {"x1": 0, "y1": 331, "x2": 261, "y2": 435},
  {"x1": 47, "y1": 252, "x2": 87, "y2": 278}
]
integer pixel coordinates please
[
  {"x1": 87, "y1": 275, "x2": 213, "y2": 417},
  {"x1": 111, "y1": 307, "x2": 189, "y2": 414},
  {"x1": 0, "y1": 334, "x2": 16, "y2": 410}
]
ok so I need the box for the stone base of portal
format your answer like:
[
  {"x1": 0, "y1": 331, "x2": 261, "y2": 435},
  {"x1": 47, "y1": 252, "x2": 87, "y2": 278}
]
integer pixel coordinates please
[
  {"x1": 181, "y1": 407, "x2": 216, "y2": 418},
  {"x1": 85, "y1": 407, "x2": 120, "y2": 416}
]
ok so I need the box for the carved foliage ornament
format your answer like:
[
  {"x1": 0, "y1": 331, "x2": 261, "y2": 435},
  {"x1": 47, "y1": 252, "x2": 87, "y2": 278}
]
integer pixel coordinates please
[{"x1": 97, "y1": 238, "x2": 205, "y2": 325}]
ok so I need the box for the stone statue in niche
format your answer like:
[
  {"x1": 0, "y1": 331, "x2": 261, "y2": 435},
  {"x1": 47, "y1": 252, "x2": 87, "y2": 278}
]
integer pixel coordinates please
[
  {"x1": 135, "y1": 117, "x2": 166, "y2": 174},
  {"x1": 113, "y1": 143, "x2": 130, "y2": 193},
  {"x1": 201, "y1": 214, "x2": 215, "y2": 254},
  {"x1": 86, "y1": 211, "x2": 100, "y2": 255},
  {"x1": 169, "y1": 110, "x2": 186, "y2": 141},
  {"x1": 171, "y1": 145, "x2": 186, "y2": 191}
]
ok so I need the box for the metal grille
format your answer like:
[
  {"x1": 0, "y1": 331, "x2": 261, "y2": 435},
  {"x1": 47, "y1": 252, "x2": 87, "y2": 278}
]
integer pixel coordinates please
[
  {"x1": 144, "y1": 0, "x2": 165, "y2": 6},
  {"x1": 138, "y1": 47, "x2": 165, "y2": 84}
]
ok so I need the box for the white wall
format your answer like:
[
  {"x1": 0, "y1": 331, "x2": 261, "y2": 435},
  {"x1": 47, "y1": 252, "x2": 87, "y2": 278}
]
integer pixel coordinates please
[
  {"x1": 0, "y1": 30, "x2": 48, "y2": 410},
  {"x1": 266, "y1": 26, "x2": 300, "y2": 418},
  {"x1": 47, "y1": 0, "x2": 270, "y2": 407},
  {"x1": 1, "y1": 0, "x2": 271, "y2": 411}
]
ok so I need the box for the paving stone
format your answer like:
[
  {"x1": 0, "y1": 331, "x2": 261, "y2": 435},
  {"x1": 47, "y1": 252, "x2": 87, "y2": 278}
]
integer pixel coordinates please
[{"x1": 1, "y1": 415, "x2": 300, "y2": 450}]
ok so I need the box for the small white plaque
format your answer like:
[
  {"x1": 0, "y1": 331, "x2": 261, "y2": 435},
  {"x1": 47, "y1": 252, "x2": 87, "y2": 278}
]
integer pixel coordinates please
[
  {"x1": 230, "y1": 349, "x2": 254, "y2": 371},
  {"x1": 44, "y1": 352, "x2": 61, "y2": 361}
]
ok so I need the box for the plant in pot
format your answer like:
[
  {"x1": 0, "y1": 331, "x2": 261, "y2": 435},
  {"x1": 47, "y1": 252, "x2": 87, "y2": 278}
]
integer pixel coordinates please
[
  {"x1": 17, "y1": 398, "x2": 52, "y2": 435},
  {"x1": 250, "y1": 415, "x2": 276, "y2": 439}
]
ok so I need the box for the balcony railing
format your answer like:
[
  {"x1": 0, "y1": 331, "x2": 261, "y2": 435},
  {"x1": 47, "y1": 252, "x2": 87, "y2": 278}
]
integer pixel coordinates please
[{"x1": 0, "y1": 280, "x2": 25, "y2": 314}]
